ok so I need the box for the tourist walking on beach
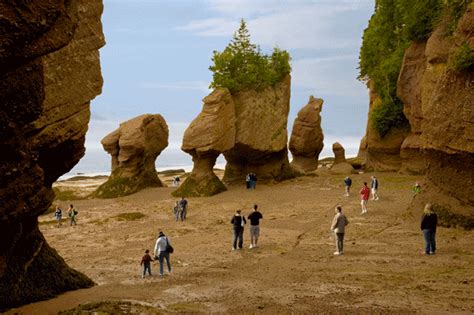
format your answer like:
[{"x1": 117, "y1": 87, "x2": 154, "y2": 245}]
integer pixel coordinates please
[
  {"x1": 173, "y1": 201, "x2": 181, "y2": 221},
  {"x1": 250, "y1": 173, "x2": 257, "y2": 189},
  {"x1": 67, "y1": 204, "x2": 77, "y2": 226},
  {"x1": 54, "y1": 206, "x2": 63, "y2": 227},
  {"x1": 420, "y1": 204, "x2": 438, "y2": 255},
  {"x1": 344, "y1": 176, "x2": 352, "y2": 197},
  {"x1": 179, "y1": 197, "x2": 188, "y2": 221},
  {"x1": 248, "y1": 204, "x2": 263, "y2": 249},
  {"x1": 140, "y1": 249, "x2": 153, "y2": 278},
  {"x1": 360, "y1": 182, "x2": 370, "y2": 214},
  {"x1": 370, "y1": 176, "x2": 379, "y2": 200},
  {"x1": 154, "y1": 231, "x2": 172, "y2": 276},
  {"x1": 246, "y1": 173, "x2": 251, "y2": 189},
  {"x1": 331, "y1": 206, "x2": 349, "y2": 255},
  {"x1": 231, "y1": 210, "x2": 246, "y2": 250}
]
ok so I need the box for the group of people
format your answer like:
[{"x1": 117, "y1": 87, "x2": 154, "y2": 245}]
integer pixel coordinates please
[
  {"x1": 140, "y1": 231, "x2": 173, "y2": 278},
  {"x1": 171, "y1": 176, "x2": 180, "y2": 187},
  {"x1": 173, "y1": 197, "x2": 188, "y2": 221},
  {"x1": 139, "y1": 173, "x2": 436, "y2": 278},
  {"x1": 54, "y1": 204, "x2": 78, "y2": 227},
  {"x1": 343, "y1": 175, "x2": 379, "y2": 214},
  {"x1": 245, "y1": 173, "x2": 257, "y2": 189},
  {"x1": 230, "y1": 204, "x2": 263, "y2": 250}
]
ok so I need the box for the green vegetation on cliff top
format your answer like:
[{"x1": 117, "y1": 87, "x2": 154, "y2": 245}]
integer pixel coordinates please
[
  {"x1": 359, "y1": 0, "x2": 471, "y2": 137},
  {"x1": 209, "y1": 19, "x2": 291, "y2": 93}
]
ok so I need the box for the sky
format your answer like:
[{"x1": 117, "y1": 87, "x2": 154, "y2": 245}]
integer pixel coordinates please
[{"x1": 68, "y1": 0, "x2": 375, "y2": 176}]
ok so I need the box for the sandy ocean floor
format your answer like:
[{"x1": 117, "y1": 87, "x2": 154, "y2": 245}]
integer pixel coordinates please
[{"x1": 8, "y1": 171, "x2": 474, "y2": 314}]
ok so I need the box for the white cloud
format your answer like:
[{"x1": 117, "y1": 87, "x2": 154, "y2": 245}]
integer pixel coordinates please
[
  {"x1": 138, "y1": 81, "x2": 211, "y2": 93},
  {"x1": 292, "y1": 55, "x2": 367, "y2": 96},
  {"x1": 178, "y1": 0, "x2": 372, "y2": 51}
]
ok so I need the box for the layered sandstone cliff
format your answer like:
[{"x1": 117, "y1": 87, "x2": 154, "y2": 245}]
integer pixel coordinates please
[
  {"x1": 360, "y1": 6, "x2": 473, "y2": 225},
  {"x1": 289, "y1": 96, "x2": 324, "y2": 174},
  {"x1": 0, "y1": 0, "x2": 104, "y2": 310},
  {"x1": 173, "y1": 89, "x2": 235, "y2": 197},
  {"x1": 95, "y1": 114, "x2": 169, "y2": 198}
]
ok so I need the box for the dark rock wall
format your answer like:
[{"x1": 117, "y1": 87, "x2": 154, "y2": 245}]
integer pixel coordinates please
[{"x1": 0, "y1": 0, "x2": 104, "y2": 310}]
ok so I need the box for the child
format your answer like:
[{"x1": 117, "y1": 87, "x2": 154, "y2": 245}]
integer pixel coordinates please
[{"x1": 140, "y1": 249, "x2": 153, "y2": 278}]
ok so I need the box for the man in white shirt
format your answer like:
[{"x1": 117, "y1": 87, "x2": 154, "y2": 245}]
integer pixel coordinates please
[{"x1": 154, "y1": 231, "x2": 172, "y2": 276}]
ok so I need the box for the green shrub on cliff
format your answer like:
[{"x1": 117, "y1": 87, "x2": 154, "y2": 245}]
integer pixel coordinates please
[
  {"x1": 450, "y1": 42, "x2": 474, "y2": 71},
  {"x1": 209, "y1": 19, "x2": 291, "y2": 93}
]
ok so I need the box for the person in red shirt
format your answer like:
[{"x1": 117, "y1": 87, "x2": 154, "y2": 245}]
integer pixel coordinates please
[{"x1": 360, "y1": 182, "x2": 370, "y2": 214}]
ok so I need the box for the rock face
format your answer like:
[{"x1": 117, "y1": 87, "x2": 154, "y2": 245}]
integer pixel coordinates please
[
  {"x1": 330, "y1": 142, "x2": 355, "y2": 175},
  {"x1": 357, "y1": 81, "x2": 410, "y2": 171},
  {"x1": 95, "y1": 114, "x2": 169, "y2": 198},
  {"x1": 0, "y1": 0, "x2": 104, "y2": 310},
  {"x1": 412, "y1": 7, "x2": 474, "y2": 225},
  {"x1": 173, "y1": 89, "x2": 235, "y2": 197},
  {"x1": 223, "y1": 74, "x2": 294, "y2": 183},
  {"x1": 289, "y1": 96, "x2": 324, "y2": 173}
]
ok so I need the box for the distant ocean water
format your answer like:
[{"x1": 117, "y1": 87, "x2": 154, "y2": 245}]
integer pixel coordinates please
[{"x1": 63, "y1": 135, "x2": 361, "y2": 180}]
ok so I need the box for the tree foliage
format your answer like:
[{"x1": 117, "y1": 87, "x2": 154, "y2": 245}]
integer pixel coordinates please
[
  {"x1": 209, "y1": 19, "x2": 291, "y2": 93},
  {"x1": 359, "y1": 0, "x2": 471, "y2": 137}
]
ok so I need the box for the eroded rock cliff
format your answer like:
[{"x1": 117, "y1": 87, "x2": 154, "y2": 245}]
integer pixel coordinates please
[
  {"x1": 223, "y1": 74, "x2": 294, "y2": 183},
  {"x1": 95, "y1": 114, "x2": 169, "y2": 198},
  {"x1": 330, "y1": 142, "x2": 356, "y2": 175},
  {"x1": 0, "y1": 0, "x2": 104, "y2": 310},
  {"x1": 289, "y1": 96, "x2": 324, "y2": 174},
  {"x1": 173, "y1": 89, "x2": 235, "y2": 197}
]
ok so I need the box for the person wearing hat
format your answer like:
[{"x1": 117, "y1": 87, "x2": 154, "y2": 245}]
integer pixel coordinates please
[{"x1": 154, "y1": 231, "x2": 172, "y2": 276}]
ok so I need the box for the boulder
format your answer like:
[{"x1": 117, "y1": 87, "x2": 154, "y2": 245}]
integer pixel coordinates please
[
  {"x1": 0, "y1": 0, "x2": 104, "y2": 310},
  {"x1": 223, "y1": 74, "x2": 294, "y2": 183},
  {"x1": 289, "y1": 96, "x2": 324, "y2": 173},
  {"x1": 330, "y1": 142, "x2": 355, "y2": 175},
  {"x1": 173, "y1": 89, "x2": 235, "y2": 197},
  {"x1": 95, "y1": 114, "x2": 168, "y2": 198}
]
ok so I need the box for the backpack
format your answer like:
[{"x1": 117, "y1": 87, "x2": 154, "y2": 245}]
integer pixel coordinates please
[{"x1": 165, "y1": 237, "x2": 174, "y2": 254}]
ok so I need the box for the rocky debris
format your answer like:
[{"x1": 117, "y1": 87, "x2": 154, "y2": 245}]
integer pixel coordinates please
[
  {"x1": 95, "y1": 114, "x2": 168, "y2": 198},
  {"x1": 0, "y1": 0, "x2": 104, "y2": 310},
  {"x1": 330, "y1": 142, "x2": 355, "y2": 175},
  {"x1": 173, "y1": 89, "x2": 235, "y2": 197},
  {"x1": 223, "y1": 74, "x2": 294, "y2": 183},
  {"x1": 289, "y1": 96, "x2": 324, "y2": 174}
]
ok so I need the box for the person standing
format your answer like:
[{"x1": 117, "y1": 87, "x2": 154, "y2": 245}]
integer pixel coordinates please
[
  {"x1": 230, "y1": 209, "x2": 246, "y2": 250},
  {"x1": 67, "y1": 204, "x2": 77, "y2": 226},
  {"x1": 344, "y1": 176, "x2": 352, "y2": 197},
  {"x1": 420, "y1": 204, "x2": 438, "y2": 255},
  {"x1": 140, "y1": 249, "x2": 153, "y2": 278},
  {"x1": 246, "y1": 174, "x2": 251, "y2": 189},
  {"x1": 154, "y1": 231, "x2": 172, "y2": 276},
  {"x1": 360, "y1": 182, "x2": 370, "y2": 214},
  {"x1": 54, "y1": 206, "x2": 63, "y2": 227},
  {"x1": 251, "y1": 173, "x2": 257, "y2": 189},
  {"x1": 179, "y1": 197, "x2": 188, "y2": 221},
  {"x1": 331, "y1": 206, "x2": 349, "y2": 255},
  {"x1": 412, "y1": 182, "x2": 422, "y2": 196},
  {"x1": 247, "y1": 204, "x2": 263, "y2": 249},
  {"x1": 173, "y1": 201, "x2": 181, "y2": 221},
  {"x1": 370, "y1": 176, "x2": 379, "y2": 200}
]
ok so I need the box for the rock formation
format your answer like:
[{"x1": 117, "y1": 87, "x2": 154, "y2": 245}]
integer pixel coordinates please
[
  {"x1": 223, "y1": 74, "x2": 294, "y2": 183},
  {"x1": 0, "y1": 0, "x2": 104, "y2": 310},
  {"x1": 330, "y1": 142, "x2": 356, "y2": 175},
  {"x1": 95, "y1": 114, "x2": 168, "y2": 198},
  {"x1": 356, "y1": 81, "x2": 410, "y2": 171},
  {"x1": 408, "y1": 7, "x2": 474, "y2": 226},
  {"x1": 289, "y1": 96, "x2": 324, "y2": 174},
  {"x1": 360, "y1": 6, "x2": 473, "y2": 226},
  {"x1": 173, "y1": 89, "x2": 235, "y2": 197}
]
